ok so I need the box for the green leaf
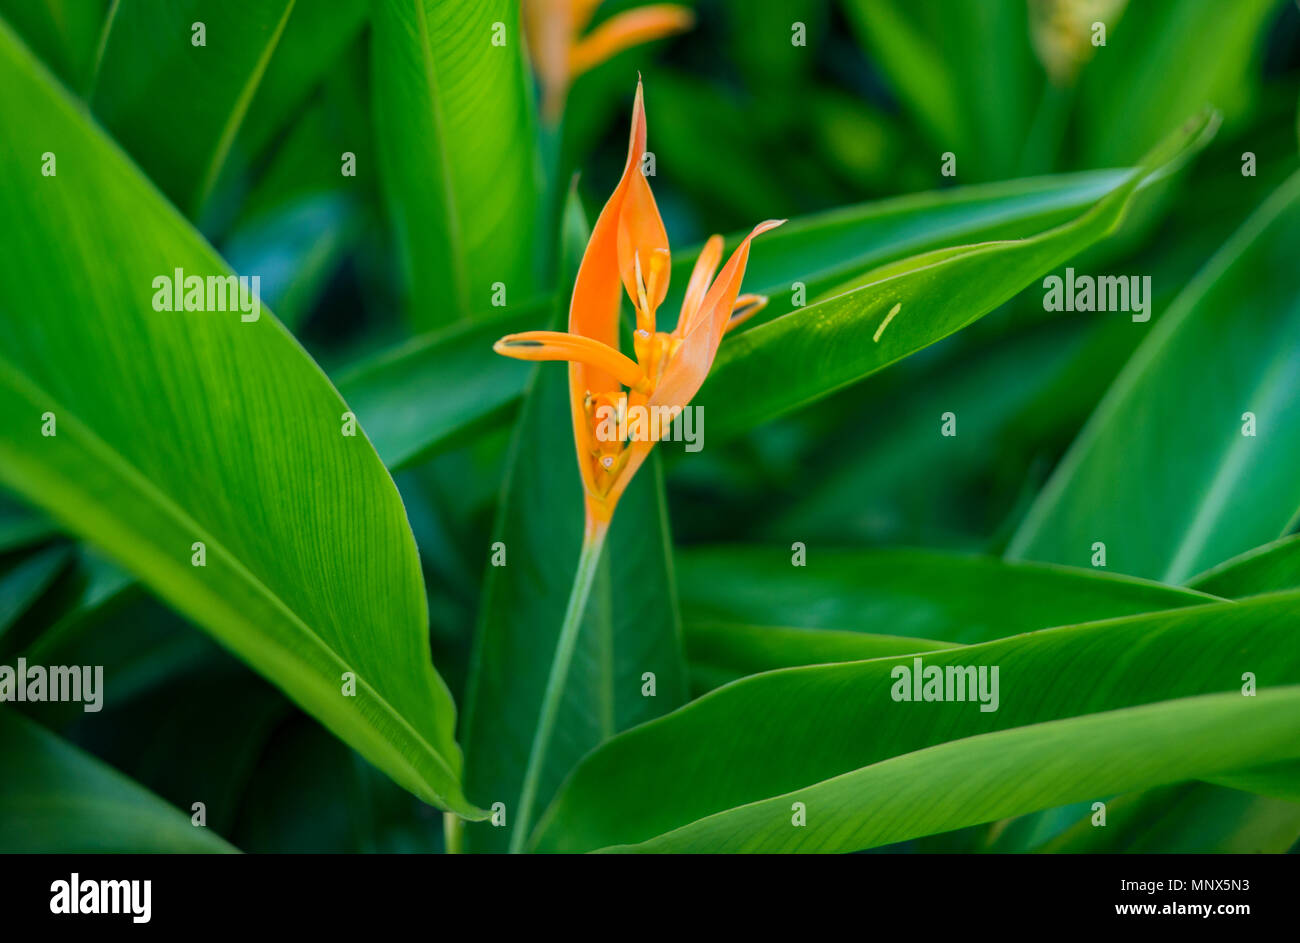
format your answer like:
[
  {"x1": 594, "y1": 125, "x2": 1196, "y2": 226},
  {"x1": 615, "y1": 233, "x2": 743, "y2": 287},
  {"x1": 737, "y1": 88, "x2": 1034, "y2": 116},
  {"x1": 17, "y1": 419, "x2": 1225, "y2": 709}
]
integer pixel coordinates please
[
  {"x1": 234, "y1": 715, "x2": 445, "y2": 853},
  {"x1": 25, "y1": 586, "x2": 223, "y2": 725},
  {"x1": 677, "y1": 546, "x2": 1216, "y2": 642},
  {"x1": 532, "y1": 593, "x2": 1300, "y2": 852},
  {"x1": 460, "y1": 193, "x2": 688, "y2": 851},
  {"x1": 0, "y1": 544, "x2": 71, "y2": 645},
  {"x1": 756, "y1": 318, "x2": 1115, "y2": 549},
  {"x1": 667, "y1": 169, "x2": 1129, "y2": 327},
  {"x1": 0, "y1": 20, "x2": 477, "y2": 817},
  {"x1": 231, "y1": 0, "x2": 369, "y2": 164},
  {"x1": 0, "y1": 0, "x2": 107, "y2": 93},
  {"x1": 1186, "y1": 534, "x2": 1300, "y2": 597},
  {"x1": 686, "y1": 620, "x2": 954, "y2": 695},
  {"x1": 693, "y1": 109, "x2": 1218, "y2": 442},
  {"x1": 597, "y1": 692, "x2": 1300, "y2": 853},
  {"x1": 841, "y1": 0, "x2": 1038, "y2": 182},
  {"x1": 68, "y1": 670, "x2": 289, "y2": 839},
  {"x1": 680, "y1": 546, "x2": 1219, "y2": 692},
  {"x1": 89, "y1": 0, "x2": 296, "y2": 218},
  {"x1": 221, "y1": 90, "x2": 365, "y2": 331},
  {"x1": 0, "y1": 489, "x2": 59, "y2": 551},
  {"x1": 1027, "y1": 783, "x2": 1300, "y2": 854},
  {"x1": 371, "y1": 0, "x2": 543, "y2": 329},
  {"x1": 335, "y1": 303, "x2": 549, "y2": 469},
  {"x1": 1008, "y1": 167, "x2": 1300, "y2": 581},
  {"x1": 1074, "y1": 0, "x2": 1277, "y2": 168},
  {"x1": 0, "y1": 712, "x2": 237, "y2": 852}
]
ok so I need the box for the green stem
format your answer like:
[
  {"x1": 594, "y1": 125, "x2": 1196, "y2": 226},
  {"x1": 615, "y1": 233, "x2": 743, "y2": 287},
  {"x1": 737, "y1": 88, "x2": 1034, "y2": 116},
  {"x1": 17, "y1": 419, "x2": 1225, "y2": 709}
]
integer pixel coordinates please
[
  {"x1": 508, "y1": 522, "x2": 608, "y2": 853},
  {"x1": 442, "y1": 811, "x2": 463, "y2": 854}
]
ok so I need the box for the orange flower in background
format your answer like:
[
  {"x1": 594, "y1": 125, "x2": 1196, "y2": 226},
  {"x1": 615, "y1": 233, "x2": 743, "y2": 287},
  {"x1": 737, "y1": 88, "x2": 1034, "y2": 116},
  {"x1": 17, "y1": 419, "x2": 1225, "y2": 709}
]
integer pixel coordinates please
[
  {"x1": 524, "y1": 0, "x2": 694, "y2": 121},
  {"x1": 494, "y1": 79, "x2": 784, "y2": 539}
]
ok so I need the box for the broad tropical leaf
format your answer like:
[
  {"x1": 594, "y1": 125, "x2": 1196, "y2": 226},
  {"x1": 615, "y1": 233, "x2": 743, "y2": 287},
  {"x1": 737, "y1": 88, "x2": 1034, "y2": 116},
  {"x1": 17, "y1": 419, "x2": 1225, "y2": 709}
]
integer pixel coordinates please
[
  {"x1": 336, "y1": 303, "x2": 549, "y2": 469},
  {"x1": 371, "y1": 0, "x2": 543, "y2": 329},
  {"x1": 1008, "y1": 168, "x2": 1300, "y2": 581},
  {"x1": 677, "y1": 546, "x2": 1214, "y2": 641},
  {"x1": 1187, "y1": 534, "x2": 1300, "y2": 597},
  {"x1": 533, "y1": 593, "x2": 1300, "y2": 852},
  {"x1": 0, "y1": 712, "x2": 237, "y2": 852},
  {"x1": 89, "y1": 0, "x2": 296, "y2": 218},
  {"x1": 693, "y1": 110, "x2": 1218, "y2": 441},
  {"x1": 0, "y1": 20, "x2": 477, "y2": 817}
]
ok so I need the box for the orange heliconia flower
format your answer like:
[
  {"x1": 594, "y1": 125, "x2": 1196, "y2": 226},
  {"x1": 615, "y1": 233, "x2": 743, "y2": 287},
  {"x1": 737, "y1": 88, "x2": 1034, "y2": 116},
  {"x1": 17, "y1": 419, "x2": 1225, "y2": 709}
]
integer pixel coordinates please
[
  {"x1": 494, "y1": 80, "x2": 784, "y2": 539},
  {"x1": 523, "y1": 0, "x2": 694, "y2": 121}
]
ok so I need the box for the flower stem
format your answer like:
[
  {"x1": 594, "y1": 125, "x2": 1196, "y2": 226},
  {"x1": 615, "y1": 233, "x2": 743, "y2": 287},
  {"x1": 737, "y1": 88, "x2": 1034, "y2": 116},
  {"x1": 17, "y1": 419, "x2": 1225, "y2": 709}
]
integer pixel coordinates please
[
  {"x1": 508, "y1": 520, "x2": 608, "y2": 853},
  {"x1": 442, "y1": 812, "x2": 463, "y2": 854}
]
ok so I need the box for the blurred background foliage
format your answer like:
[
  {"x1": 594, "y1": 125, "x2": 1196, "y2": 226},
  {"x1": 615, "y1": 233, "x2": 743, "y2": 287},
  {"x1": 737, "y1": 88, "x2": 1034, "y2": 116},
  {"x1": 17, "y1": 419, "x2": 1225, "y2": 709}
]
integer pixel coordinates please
[{"x1": 2, "y1": 0, "x2": 1299, "y2": 852}]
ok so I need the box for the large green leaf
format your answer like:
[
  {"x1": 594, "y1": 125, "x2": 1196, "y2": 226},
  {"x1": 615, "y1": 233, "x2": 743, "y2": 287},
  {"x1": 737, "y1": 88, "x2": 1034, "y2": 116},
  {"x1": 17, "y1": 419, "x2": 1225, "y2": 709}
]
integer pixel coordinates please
[
  {"x1": 1008, "y1": 168, "x2": 1300, "y2": 581},
  {"x1": 755, "y1": 318, "x2": 1096, "y2": 550},
  {"x1": 692, "y1": 110, "x2": 1217, "y2": 441},
  {"x1": 686, "y1": 620, "x2": 954, "y2": 695},
  {"x1": 231, "y1": 0, "x2": 369, "y2": 164},
  {"x1": 0, "y1": 713, "x2": 236, "y2": 852},
  {"x1": 590, "y1": 692, "x2": 1300, "y2": 853},
  {"x1": 665, "y1": 169, "x2": 1128, "y2": 326},
  {"x1": 1187, "y1": 534, "x2": 1300, "y2": 597},
  {"x1": 89, "y1": 0, "x2": 296, "y2": 218},
  {"x1": 1073, "y1": 0, "x2": 1277, "y2": 168},
  {"x1": 64, "y1": 670, "x2": 289, "y2": 840},
  {"x1": 24, "y1": 574, "x2": 222, "y2": 727},
  {"x1": 335, "y1": 303, "x2": 548, "y2": 469},
  {"x1": 0, "y1": 21, "x2": 476, "y2": 816},
  {"x1": 841, "y1": 0, "x2": 1038, "y2": 182},
  {"x1": 532, "y1": 593, "x2": 1300, "y2": 852},
  {"x1": 371, "y1": 0, "x2": 542, "y2": 329},
  {"x1": 460, "y1": 194, "x2": 688, "y2": 852},
  {"x1": 680, "y1": 546, "x2": 1219, "y2": 692},
  {"x1": 677, "y1": 546, "x2": 1215, "y2": 641}
]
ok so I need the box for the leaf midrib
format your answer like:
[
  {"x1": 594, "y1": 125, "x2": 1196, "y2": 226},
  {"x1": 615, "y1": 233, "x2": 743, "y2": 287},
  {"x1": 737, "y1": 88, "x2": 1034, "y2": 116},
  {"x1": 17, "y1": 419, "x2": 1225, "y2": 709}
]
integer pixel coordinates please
[
  {"x1": 411, "y1": 0, "x2": 470, "y2": 316},
  {"x1": 192, "y1": 0, "x2": 298, "y2": 215}
]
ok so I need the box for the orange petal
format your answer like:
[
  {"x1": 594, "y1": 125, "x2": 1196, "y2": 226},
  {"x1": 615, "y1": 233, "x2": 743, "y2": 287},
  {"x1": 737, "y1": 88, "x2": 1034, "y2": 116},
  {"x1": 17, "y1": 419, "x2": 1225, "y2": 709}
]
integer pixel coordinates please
[
  {"x1": 693, "y1": 219, "x2": 785, "y2": 352},
  {"x1": 568, "y1": 5, "x2": 695, "y2": 78},
  {"x1": 594, "y1": 438, "x2": 655, "y2": 524},
  {"x1": 723, "y1": 293, "x2": 769, "y2": 334},
  {"x1": 570, "y1": 0, "x2": 606, "y2": 36},
  {"x1": 652, "y1": 219, "x2": 785, "y2": 410},
  {"x1": 494, "y1": 331, "x2": 650, "y2": 393},
  {"x1": 524, "y1": 0, "x2": 575, "y2": 122},
  {"x1": 568, "y1": 81, "x2": 650, "y2": 393},
  {"x1": 676, "y1": 234, "x2": 724, "y2": 336},
  {"x1": 615, "y1": 80, "x2": 670, "y2": 322}
]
